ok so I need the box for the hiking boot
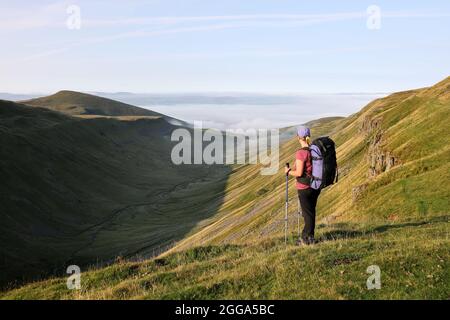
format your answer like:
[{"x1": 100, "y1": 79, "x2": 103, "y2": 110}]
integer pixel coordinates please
[
  {"x1": 296, "y1": 238, "x2": 309, "y2": 246},
  {"x1": 296, "y1": 237, "x2": 315, "y2": 246}
]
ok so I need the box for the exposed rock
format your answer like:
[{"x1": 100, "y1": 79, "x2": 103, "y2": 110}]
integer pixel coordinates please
[
  {"x1": 368, "y1": 149, "x2": 397, "y2": 177},
  {"x1": 360, "y1": 114, "x2": 397, "y2": 178},
  {"x1": 360, "y1": 115, "x2": 383, "y2": 135},
  {"x1": 338, "y1": 165, "x2": 350, "y2": 178},
  {"x1": 385, "y1": 154, "x2": 396, "y2": 171},
  {"x1": 352, "y1": 183, "x2": 368, "y2": 203}
]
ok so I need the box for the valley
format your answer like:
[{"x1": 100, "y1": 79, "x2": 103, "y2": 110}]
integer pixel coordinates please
[{"x1": 0, "y1": 98, "x2": 230, "y2": 287}]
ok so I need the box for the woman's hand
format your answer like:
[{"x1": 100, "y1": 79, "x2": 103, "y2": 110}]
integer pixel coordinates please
[{"x1": 285, "y1": 159, "x2": 304, "y2": 177}]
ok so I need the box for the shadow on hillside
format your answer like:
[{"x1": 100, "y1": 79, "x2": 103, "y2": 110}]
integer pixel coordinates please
[
  {"x1": 316, "y1": 215, "x2": 449, "y2": 244},
  {"x1": 369, "y1": 215, "x2": 449, "y2": 234},
  {"x1": 0, "y1": 110, "x2": 234, "y2": 289}
]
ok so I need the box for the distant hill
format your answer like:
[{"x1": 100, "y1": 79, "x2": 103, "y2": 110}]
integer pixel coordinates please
[
  {"x1": 21, "y1": 90, "x2": 163, "y2": 117},
  {"x1": 0, "y1": 93, "x2": 44, "y2": 101},
  {"x1": 279, "y1": 116, "x2": 345, "y2": 141}
]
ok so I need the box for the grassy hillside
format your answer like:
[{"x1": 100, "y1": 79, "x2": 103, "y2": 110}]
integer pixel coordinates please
[
  {"x1": 21, "y1": 90, "x2": 162, "y2": 117},
  {"x1": 3, "y1": 223, "x2": 446, "y2": 299},
  {"x1": 0, "y1": 100, "x2": 230, "y2": 288},
  {"x1": 1, "y1": 77, "x2": 449, "y2": 299},
  {"x1": 169, "y1": 77, "x2": 450, "y2": 249}
]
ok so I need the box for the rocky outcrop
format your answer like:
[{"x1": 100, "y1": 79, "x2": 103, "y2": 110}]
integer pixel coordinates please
[
  {"x1": 360, "y1": 115, "x2": 383, "y2": 134},
  {"x1": 360, "y1": 115, "x2": 397, "y2": 178},
  {"x1": 352, "y1": 183, "x2": 368, "y2": 203},
  {"x1": 369, "y1": 149, "x2": 396, "y2": 177}
]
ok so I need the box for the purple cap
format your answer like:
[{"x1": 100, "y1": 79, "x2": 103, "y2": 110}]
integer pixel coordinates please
[{"x1": 297, "y1": 126, "x2": 311, "y2": 138}]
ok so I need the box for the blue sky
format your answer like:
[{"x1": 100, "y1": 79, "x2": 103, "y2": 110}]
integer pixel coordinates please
[{"x1": 1, "y1": 0, "x2": 449, "y2": 93}]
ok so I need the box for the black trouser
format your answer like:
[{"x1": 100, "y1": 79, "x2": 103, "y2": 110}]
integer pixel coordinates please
[{"x1": 298, "y1": 188, "x2": 321, "y2": 240}]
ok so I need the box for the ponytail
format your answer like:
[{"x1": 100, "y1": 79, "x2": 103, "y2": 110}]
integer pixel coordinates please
[{"x1": 305, "y1": 136, "x2": 311, "y2": 146}]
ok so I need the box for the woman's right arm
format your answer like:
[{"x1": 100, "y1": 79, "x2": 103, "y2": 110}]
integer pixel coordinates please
[{"x1": 289, "y1": 158, "x2": 304, "y2": 177}]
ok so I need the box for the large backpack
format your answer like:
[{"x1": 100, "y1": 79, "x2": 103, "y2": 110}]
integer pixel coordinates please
[{"x1": 297, "y1": 136, "x2": 338, "y2": 190}]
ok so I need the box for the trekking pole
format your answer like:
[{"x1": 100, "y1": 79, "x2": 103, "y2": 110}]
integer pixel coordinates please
[
  {"x1": 285, "y1": 163, "x2": 289, "y2": 245},
  {"x1": 297, "y1": 197, "x2": 301, "y2": 238}
]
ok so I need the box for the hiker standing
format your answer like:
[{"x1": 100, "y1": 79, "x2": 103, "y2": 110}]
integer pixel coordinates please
[{"x1": 284, "y1": 126, "x2": 321, "y2": 245}]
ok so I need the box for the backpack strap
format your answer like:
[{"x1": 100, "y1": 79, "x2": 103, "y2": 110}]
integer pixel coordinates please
[
  {"x1": 296, "y1": 148, "x2": 312, "y2": 186},
  {"x1": 310, "y1": 147, "x2": 323, "y2": 161}
]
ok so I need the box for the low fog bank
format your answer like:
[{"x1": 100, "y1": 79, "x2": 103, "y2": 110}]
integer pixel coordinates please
[{"x1": 141, "y1": 93, "x2": 385, "y2": 130}]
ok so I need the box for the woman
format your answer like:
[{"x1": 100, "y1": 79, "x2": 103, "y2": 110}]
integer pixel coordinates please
[{"x1": 284, "y1": 126, "x2": 321, "y2": 245}]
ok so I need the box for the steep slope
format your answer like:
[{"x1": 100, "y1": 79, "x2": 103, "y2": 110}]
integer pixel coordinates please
[
  {"x1": 1, "y1": 77, "x2": 449, "y2": 299},
  {"x1": 0, "y1": 100, "x2": 230, "y2": 287},
  {"x1": 169, "y1": 77, "x2": 450, "y2": 249},
  {"x1": 318, "y1": 76, "x2": 449, "y2": 222},
  {"x1": 21, "y1": 90, "x2": 162, "y2": 117}
]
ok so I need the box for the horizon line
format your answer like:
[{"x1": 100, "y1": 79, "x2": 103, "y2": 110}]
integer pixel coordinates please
[{"x1": 0, "y1": 90, "x2": 391, "y2": 96}]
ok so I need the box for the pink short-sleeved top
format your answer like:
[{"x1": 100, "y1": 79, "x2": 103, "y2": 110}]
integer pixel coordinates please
[{"x1": 295, "y1": 149, "x2": 312, "y2": 190}]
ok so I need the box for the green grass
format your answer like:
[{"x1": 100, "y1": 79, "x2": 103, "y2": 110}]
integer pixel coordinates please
[
  {"x1": 1, "y1": 77, "x2": 449, "y2": 299},
  {"x1": 2, "y1": 216, "x2": 447, "y2": 299}
]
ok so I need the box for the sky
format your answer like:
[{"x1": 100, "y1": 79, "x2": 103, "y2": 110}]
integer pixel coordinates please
[{"x1": 1, "y1": 0, "x2": 449, "y2": 94}]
